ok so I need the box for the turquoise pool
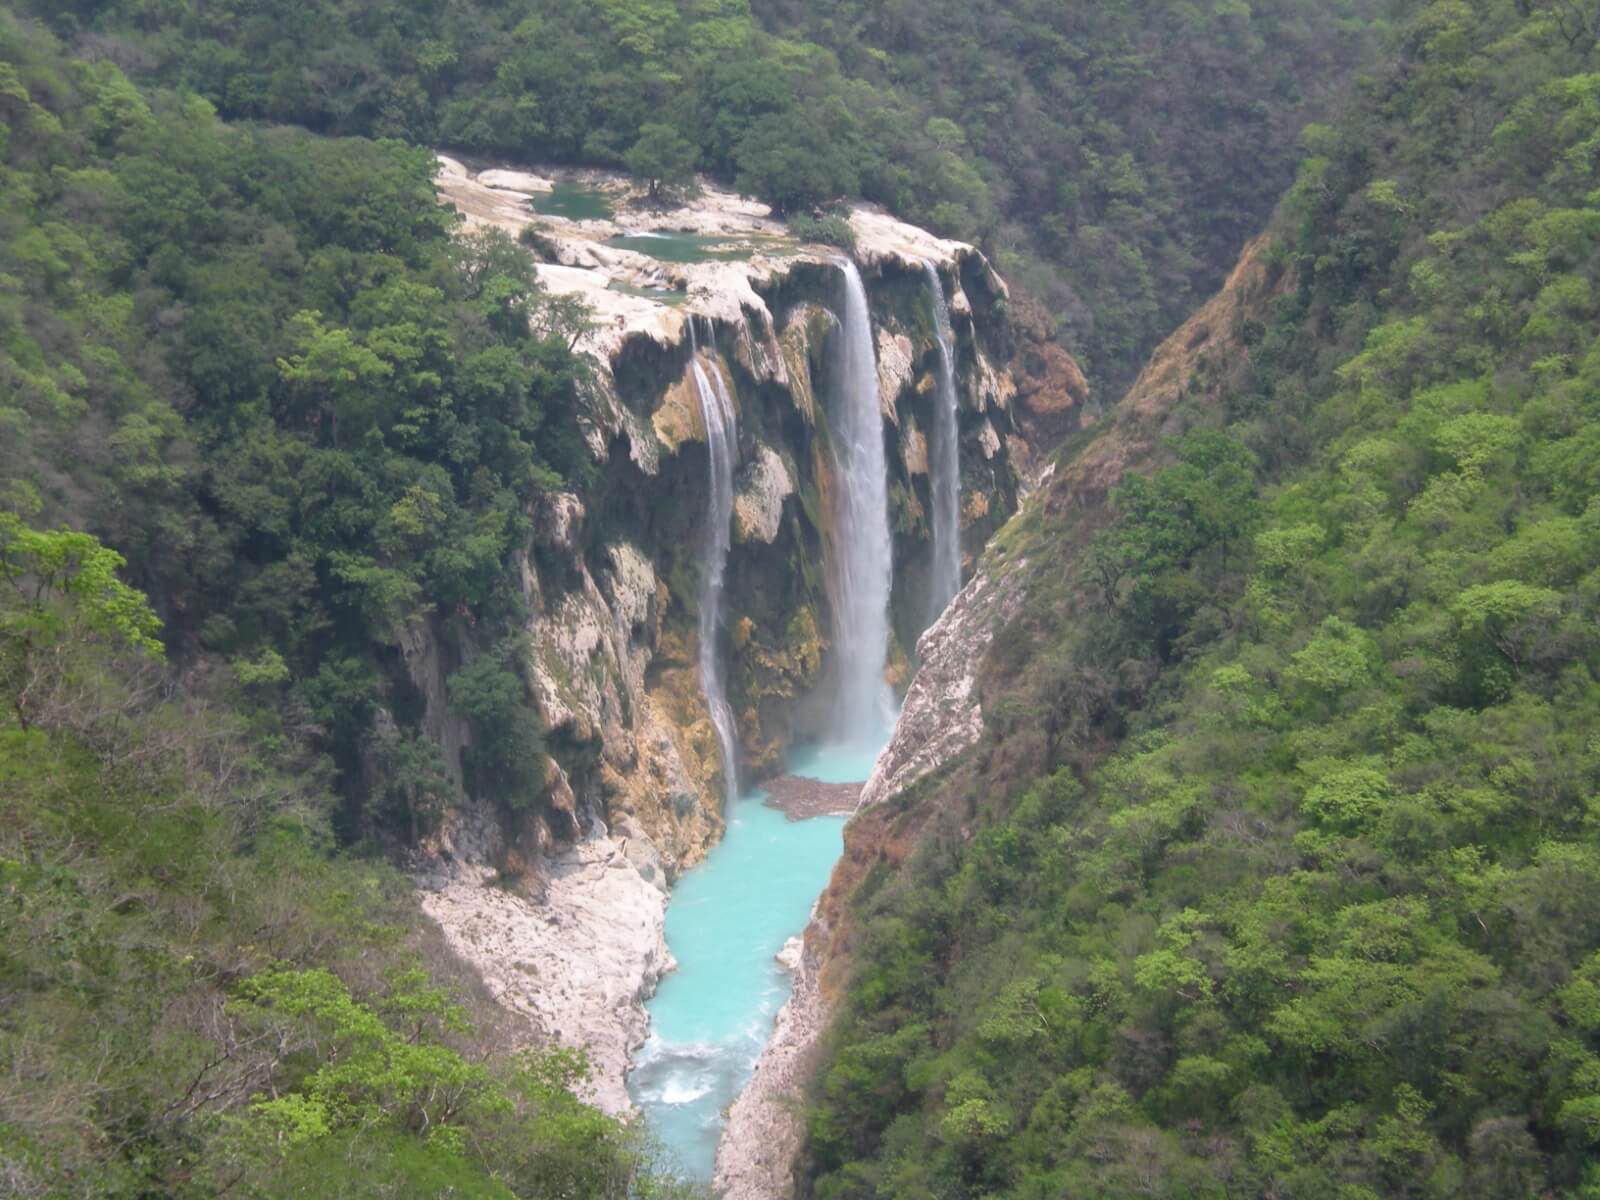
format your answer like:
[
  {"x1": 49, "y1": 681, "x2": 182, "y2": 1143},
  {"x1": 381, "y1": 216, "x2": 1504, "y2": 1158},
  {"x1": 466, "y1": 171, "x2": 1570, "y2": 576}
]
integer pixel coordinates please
[{"x1": 627, "y1": 743, "x2": 879, "y2": 1182}]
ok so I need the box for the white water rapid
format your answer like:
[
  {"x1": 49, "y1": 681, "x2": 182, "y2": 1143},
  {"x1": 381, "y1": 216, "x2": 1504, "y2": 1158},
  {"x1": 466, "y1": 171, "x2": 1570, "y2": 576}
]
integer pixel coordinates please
[
  {"x1": 924, "y1": 262, "x2": 962, "y2": 621},
  {"x1": 687, "y1": 320, "x2": 740, "y2": 806},
  {"x1": 827, "y1": 261, "x2": 896, "y2": 745}
]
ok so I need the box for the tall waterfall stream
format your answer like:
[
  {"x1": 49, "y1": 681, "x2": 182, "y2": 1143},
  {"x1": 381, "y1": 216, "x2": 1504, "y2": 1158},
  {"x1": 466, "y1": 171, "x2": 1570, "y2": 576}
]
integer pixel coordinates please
[
  {"x1": 628, "y1": 267, "x2": 907, "y2": 1181},
  {"x1": 688, "y1": 320, "x2": 741, "y2": 807}
]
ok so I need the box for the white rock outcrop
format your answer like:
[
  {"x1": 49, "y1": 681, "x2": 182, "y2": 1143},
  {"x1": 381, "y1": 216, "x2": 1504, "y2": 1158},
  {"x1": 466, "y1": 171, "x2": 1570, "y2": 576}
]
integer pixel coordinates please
[
  {"x1": 858, "y1": 559, "x2": 1026, "y2": 809},
  {"x1": 418, "y1": 838, "x2": 669, "y2": 1117},
  {"x1": 733, "y1": 444, "x2": 794, "y2": 545}
]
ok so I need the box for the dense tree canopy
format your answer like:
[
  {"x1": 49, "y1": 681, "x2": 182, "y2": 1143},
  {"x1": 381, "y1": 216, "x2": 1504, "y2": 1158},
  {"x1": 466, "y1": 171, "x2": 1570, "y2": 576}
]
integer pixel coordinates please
[
  {"x1": 0, "y1": 10, "x2": 598, "y2": 842},
  {"x1": 16, "y1": 0, "x2": 1390, "y2": 394}
]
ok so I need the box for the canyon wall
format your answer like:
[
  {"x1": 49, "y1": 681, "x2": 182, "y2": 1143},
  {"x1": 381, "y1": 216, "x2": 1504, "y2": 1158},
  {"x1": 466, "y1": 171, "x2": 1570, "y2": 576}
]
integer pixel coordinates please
[{"x1": 413, "y1": 161, "x2": 1060, "y2": 1113}]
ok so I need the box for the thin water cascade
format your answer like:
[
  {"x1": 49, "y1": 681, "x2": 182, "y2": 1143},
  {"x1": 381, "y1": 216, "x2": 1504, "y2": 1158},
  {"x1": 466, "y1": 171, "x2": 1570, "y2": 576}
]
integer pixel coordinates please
[
  {"x1": 924, "y1": 262, "x2": 962, "y2": 621},
  {"x1": 827, "y1": 260, "x2": 896, "y2": 746},
  {"x1": 687, "y1": 318, "x2": 740, "y2": 807}
]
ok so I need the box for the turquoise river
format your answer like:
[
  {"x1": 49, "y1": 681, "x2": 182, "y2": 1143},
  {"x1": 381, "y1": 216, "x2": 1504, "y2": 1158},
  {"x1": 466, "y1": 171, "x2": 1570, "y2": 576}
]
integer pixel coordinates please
[{"x1": 626, "y1": 740, "x2": 885, "y2": 1182}]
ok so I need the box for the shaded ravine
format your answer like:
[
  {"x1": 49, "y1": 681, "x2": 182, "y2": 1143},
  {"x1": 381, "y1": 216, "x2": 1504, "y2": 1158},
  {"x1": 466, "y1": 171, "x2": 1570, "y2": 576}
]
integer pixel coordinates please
[
  {"x1": 624, "y1": 762, "x2": 853, "y2": 1183},
  {"x1": 924, "y1": 262, "x2": 962, "y2": 622}
]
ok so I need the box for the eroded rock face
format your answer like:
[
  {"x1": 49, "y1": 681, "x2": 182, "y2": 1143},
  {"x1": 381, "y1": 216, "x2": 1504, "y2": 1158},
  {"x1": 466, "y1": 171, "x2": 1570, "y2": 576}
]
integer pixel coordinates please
[
  {"x1": 419, "y1": 157, "x2": 1064, "y2": 1116},
  {"x1": 857, "y1": 561, "x2": 1028, "y2": 810},
  {"x1": 417, "y1": 840, "x2": 668, "y2": 1118},
  {"x1": 733, "y1": 444, "x2": 794, "y2": 545}
]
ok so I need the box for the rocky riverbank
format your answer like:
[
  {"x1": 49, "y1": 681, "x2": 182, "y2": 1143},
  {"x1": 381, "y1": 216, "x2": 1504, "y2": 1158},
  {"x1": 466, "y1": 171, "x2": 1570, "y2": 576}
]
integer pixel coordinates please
[{"x1": 417, "y1": 829, "x2": 670, "y2": 1116}]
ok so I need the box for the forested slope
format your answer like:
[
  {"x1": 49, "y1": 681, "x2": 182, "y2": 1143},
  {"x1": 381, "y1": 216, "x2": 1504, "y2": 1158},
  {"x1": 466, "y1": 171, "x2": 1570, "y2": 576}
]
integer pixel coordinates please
[
  {"x1": 0, "y1": 10, "x2": 598, "y2": 845},
  {"x1": 22, "y1": 0, "x2": 1388, "y2": 394},
  {"x1": 1, "y1": 18, "x2": 696, "y2": 1196},
  {"x1": 799, "y1": 3, "x2": 1600, "y2": 1196}
]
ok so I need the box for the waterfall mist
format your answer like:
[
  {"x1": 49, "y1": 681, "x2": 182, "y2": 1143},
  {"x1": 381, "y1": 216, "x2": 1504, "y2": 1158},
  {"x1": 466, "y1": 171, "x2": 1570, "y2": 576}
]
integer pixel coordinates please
[{"x1": 924, "y1": 262, "x2": 962, "y2": 622}]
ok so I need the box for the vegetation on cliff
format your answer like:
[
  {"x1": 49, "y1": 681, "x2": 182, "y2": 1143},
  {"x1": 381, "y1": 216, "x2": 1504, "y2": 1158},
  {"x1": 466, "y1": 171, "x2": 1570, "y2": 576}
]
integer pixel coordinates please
[
  {"x1": 801, "y1": 2, "x2": 1600, "y2": 1195},
  {"x1": 0, "y1": 11, "x2": 596, "y2": 844},
  {"x1": 0, "y1": 22, "x2": 706, "y2": 1193},
  {"x1": 0, "y1": 514, "x2": 695, "y2": 1195},
  {"x1": 19, "y1": 0, "x2": 1389, "y2": 395}
]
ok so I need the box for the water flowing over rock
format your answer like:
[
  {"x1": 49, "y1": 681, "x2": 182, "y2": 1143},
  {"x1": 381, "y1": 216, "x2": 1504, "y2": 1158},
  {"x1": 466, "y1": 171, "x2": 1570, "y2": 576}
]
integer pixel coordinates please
[
  {"x1": 826, "y1": 262, "x2": 896, "y2": 745},
  {"x1": 689, "y1": 339, "x2": 741, "y2": 808},
  {"x1": 924, "y1": 262, "x2": 962, "y2": 622},
  {"x1": 422, "y1": 155, "x2": 1045, "y2": 1126}
]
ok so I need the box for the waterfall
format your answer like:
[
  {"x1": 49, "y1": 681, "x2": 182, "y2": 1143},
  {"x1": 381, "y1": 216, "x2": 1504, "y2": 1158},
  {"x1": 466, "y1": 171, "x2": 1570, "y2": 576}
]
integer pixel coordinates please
[
  {"x1": 924, "y1": 262, "x2": 962, "y2": 622},
  {"x1": 826, "y1": 262, "x2": 896, "y2": 745},
  {"x1": 688, "y1": 322, "x2": 740, "y2": 807}
]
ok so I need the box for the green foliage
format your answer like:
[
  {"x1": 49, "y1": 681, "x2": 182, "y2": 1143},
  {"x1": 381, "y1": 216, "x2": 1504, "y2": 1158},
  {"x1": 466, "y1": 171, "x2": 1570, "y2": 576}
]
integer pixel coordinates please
[
  {"x1": 13, "y1": 0, "x2": 1389, "y2": 396},
  {"x1": 802, "y1": 3, "x2": 1600, "y2": 1196},
  {"x1": 787, "y1": 211, "x2": 858, "y2": 253},
  {"x1": 0, "y1": 513, "x2": 165, "y2": 716},
  {"x1": 450, "y1": 641, "x2": 548, "y2": 810},
  {"x1": 624, "y1": 121, "x2": 699, "y2": 200},
  {"x1": 0, "y1": 15, "x2": 584, "y2": 842},
  {"x1": 0, "y1": 541, "x2": 692, "y2": 1197}
]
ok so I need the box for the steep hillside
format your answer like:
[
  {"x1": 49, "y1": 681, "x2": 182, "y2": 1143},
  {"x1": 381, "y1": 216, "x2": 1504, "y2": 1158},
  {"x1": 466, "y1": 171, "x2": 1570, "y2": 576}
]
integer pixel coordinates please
[
  {"x1": 17, "y1": 0, "x2": 1387, "y2": 394},
  {"x1": 793, "y1": 3, "x2": 1600, "y2": 1196}
]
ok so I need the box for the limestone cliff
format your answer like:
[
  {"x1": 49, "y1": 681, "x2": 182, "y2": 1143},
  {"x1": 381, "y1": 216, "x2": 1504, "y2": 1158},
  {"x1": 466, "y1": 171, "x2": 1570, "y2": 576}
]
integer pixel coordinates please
[{"x1": 416, "y1": 158, "x2": 1041, "y2": 1114}]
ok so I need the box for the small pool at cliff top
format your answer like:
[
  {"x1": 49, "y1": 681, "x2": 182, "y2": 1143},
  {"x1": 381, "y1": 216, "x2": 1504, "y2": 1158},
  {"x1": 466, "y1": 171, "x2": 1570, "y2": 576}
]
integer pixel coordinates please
[
  {"x1": 531, "y1": 181, "x2": 615, "y2": 221},
  {"x1": 627, "y1": 741, "x2": 882, "y2": 1183},
  {"x1": 605, "y1": 231, "x2": 798, "y2": 264}
]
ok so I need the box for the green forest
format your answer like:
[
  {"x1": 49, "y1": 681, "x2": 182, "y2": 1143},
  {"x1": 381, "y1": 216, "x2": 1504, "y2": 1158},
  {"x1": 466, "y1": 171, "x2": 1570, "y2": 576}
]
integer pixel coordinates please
[
  {"x1": 0, "y1": 12, "x2": 697, "y2": 1196},
  {"x1": 17, "y1": 0, "x2": 1389, "y2": 394},
  {"x1": 5, "y1": 0, "x2": 1600, "y2": 1196},
  {"x1": 800, "y1": 2, "x2": 1600, "y2": 1196}
]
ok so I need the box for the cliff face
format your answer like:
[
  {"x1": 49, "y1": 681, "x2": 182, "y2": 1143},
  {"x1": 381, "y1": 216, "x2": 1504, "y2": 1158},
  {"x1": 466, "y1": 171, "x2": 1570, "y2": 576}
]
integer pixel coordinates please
[
  {"x1": 416, "y1": 160, "x2": 1045, "y2": 1113},
  {"x1": 716, "y1": 233, "x2": 1285, "y2": 1193}
]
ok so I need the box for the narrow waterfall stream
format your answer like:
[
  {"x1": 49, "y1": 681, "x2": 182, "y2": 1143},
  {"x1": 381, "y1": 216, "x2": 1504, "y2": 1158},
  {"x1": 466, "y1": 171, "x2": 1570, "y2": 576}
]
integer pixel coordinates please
[
  {"x1": 924, "y1": 263, "x2": 962, "y2": 620},
  {"x1": 627, "y1": 269, "x2": 900, "y2": 1182},
  {"x1": 688, "y1": 325, "x2": 741, "y2": 805}
]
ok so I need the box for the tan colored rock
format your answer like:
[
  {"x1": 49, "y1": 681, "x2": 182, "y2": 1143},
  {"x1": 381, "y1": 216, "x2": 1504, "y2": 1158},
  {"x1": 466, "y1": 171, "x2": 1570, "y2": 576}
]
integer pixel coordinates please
[
  {"x1": 652, "y1": 367, "x2": 703, "y2": 454},
  {"x1": 974, "y1": 350, "x2": 1017, "y2": 412},
  {"x1": 876, "y1": 329, "x2": 914, "y2": 422},
  {"x1": 977, "y1": 418, "x2": 1002, "y2": 460},
  {"x1": 779, "y1": 303, "x2": 833, "y2": 426},
  {"x1": 733, "y1": 444, "x2": 794, "y2": 545},
  {"x1": 902, "y1": 424, "x2": 929, "y2": 477}
]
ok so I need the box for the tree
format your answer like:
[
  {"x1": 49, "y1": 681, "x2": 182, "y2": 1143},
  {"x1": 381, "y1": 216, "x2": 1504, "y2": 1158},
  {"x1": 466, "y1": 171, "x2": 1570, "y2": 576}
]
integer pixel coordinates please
[
  {"x1": 0, "y1": 512, "x2": 163, "y2": 730},
  {"x1": 623, "y1": 121, "x2": 698, "y2": 201},
  {"x1": 448, "y1": 641, "x2": 547, "y2": 809},
  {"x1": 734, "y1": 107, "x2": 860, "y2": 214}
]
